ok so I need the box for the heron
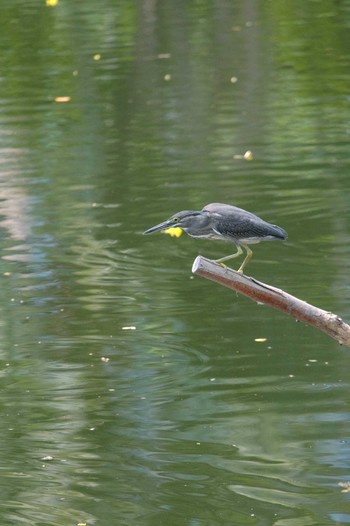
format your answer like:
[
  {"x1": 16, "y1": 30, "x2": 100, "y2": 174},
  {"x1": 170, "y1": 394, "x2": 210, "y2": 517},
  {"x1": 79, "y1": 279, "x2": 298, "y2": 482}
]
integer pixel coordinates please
[{"x1": 144, "y1": 202, "x2": 287, "y2": 273}]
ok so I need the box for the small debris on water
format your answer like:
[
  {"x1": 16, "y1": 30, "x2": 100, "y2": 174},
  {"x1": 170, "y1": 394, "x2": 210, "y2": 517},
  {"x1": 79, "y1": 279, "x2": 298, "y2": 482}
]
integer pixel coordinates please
[
  {"x1": 254, "y1": 338, "x2": 267, "y2": 343},
  {"x1": 122, "y1": 326, "x2": 136, "y2": 330},
  {"x1": 338, "y1": 481, "x2": 350, "y2": 493},
  {"x1": 54, "y1": 96, "x2": 71, "y2": 103},
  {"x1": 234, "y1": 150, "x2": 253, "y2": 161}
]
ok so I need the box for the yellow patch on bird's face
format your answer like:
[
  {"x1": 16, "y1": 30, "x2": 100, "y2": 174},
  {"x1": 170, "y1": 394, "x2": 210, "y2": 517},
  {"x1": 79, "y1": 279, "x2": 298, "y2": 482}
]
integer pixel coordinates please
[{"x1": 163, "y1": 227, "x2": 183, "y2": 238}]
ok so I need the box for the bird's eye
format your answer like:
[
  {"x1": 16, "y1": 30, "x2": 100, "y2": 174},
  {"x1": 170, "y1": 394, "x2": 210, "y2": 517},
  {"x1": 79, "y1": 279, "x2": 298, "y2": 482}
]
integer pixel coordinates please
[{"x1": 173, "y1": 217, "x2": 179, "y2": 222}]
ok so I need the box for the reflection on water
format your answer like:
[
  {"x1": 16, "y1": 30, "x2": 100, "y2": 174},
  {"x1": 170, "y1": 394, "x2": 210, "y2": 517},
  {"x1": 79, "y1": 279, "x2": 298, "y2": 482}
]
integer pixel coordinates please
[{"x1": 0, "y1": 0, "x2": 350, "y2": 525}]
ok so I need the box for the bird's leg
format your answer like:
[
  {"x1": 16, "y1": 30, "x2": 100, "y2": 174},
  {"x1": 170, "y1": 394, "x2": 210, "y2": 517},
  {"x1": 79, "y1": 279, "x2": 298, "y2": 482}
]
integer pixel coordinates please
[
  {"x1": 237, "y1": 246, "x2": 253, "y2": 273},
  {"x1": 215, "y1": 246, "x2": 243, "y2": 269}
]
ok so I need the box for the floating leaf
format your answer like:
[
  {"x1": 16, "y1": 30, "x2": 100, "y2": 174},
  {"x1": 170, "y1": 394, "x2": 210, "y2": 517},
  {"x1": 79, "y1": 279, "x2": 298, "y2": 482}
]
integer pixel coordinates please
[
  {"x1": 338, "y1": 481, "x2": 350, "y2": 493},
  {"x1": 54, "y1": 96, "x2": 71, "y2": 103}
]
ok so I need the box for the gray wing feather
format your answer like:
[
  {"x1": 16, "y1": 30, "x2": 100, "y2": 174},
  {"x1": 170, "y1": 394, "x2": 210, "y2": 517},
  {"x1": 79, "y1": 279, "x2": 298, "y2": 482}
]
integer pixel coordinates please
[{"x1": 203, "y1": 203, "x2": 287, "y2": 240}]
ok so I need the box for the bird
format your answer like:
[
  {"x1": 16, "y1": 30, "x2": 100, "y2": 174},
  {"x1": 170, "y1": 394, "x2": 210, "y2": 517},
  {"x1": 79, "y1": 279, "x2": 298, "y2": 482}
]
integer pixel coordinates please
[{"x1": 143, "y1": 202, "x2": 287, "y2": 273}]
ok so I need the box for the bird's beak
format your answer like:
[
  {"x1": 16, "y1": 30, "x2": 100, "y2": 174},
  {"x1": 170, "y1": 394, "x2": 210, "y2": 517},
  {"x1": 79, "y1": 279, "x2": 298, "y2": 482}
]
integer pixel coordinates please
[{"x1": 143, "y1": 220, "x2": 174, "y2": 234}]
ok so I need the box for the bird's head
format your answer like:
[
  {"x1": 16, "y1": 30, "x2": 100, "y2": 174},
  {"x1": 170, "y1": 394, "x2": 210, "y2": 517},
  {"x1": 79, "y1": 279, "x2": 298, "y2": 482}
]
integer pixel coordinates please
[{"x1": 143, "y1": 210, "x2": 204, "y2": 235}]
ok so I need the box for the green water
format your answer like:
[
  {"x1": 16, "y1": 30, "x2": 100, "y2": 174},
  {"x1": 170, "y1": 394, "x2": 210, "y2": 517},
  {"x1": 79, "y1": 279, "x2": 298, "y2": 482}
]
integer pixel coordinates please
[{"x1": 0, "y1": 1, "x2": 350, "y2": 525}]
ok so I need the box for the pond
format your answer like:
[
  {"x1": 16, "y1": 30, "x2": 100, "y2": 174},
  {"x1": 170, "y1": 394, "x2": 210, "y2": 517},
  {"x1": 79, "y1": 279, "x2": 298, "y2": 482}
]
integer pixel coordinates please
[{"x1": 1, "y1": 1, "x2": 350, "y2": 524}]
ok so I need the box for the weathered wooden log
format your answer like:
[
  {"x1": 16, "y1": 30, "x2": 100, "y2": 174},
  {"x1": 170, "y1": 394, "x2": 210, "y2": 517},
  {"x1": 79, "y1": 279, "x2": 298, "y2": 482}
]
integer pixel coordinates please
[{"x1": 192, "y1": 256, "x2": 350, "y2": 347}]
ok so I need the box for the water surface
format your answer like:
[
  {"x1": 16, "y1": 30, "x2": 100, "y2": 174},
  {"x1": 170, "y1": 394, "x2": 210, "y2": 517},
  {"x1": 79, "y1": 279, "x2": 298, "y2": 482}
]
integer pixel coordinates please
[{"x1": 1, "y1": 1, "x2": 350, "y2": 525}]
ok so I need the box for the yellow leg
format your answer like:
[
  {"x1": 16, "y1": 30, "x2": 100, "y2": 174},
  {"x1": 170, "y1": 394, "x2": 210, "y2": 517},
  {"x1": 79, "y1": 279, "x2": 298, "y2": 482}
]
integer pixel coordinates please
[
  {"x1": 237, "y1": 245, "x2": 253, "y2": 273},
  {"x1": 215, "y1": 246, "x2": 243, "y2": 269},
  {"x1": 215, "y1": 245, "x2": 254, "y2": 273}
]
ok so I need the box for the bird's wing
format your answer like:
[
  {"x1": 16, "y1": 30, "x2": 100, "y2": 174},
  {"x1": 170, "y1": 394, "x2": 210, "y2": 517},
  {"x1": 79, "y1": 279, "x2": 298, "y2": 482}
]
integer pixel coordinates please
[
  {"x1": 215, "y1": 213, "x2": 282, "y2": 240},
  {"x1": 203, "y1": 204, "x2": 287, "y2": 240}
]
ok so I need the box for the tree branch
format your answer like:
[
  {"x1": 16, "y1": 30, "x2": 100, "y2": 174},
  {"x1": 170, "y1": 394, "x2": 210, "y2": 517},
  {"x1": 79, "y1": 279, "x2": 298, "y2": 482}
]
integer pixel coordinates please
[{"x1": 192, "y1": 256, "x2": 350, "y2": 347}]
